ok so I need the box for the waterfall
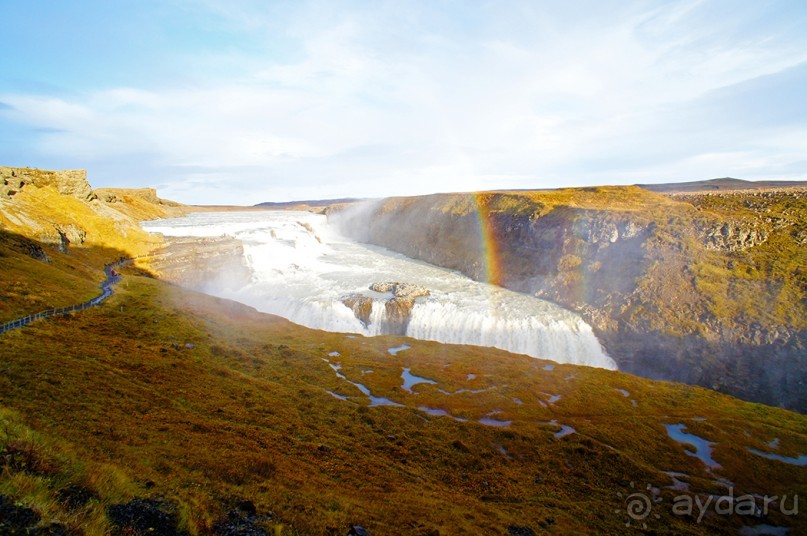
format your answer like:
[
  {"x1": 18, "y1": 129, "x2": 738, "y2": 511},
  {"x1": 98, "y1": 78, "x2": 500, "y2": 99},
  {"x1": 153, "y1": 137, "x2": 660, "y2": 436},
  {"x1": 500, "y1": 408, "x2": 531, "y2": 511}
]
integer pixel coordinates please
[{"x1": 142, "y1": 210, "x2": 617, "y2": 370}]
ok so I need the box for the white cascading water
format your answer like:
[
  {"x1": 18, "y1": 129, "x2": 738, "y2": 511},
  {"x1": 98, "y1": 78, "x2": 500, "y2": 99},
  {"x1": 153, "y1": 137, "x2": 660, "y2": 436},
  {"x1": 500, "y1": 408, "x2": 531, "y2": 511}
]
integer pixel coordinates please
[{"x1": 142, "y1": 211, "x2": 616, "y2": 369}]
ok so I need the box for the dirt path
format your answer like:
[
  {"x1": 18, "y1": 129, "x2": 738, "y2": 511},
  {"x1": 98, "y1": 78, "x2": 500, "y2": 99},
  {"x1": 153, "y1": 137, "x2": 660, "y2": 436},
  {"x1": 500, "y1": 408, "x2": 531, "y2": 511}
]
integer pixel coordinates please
[{"x1": 0, "y1": 259, "x2": 131, "y2": 335}]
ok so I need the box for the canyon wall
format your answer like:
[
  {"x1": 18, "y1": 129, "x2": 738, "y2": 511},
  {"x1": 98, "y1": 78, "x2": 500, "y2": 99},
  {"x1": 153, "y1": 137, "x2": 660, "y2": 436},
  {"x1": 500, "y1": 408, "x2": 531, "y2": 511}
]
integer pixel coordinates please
[
  {"x1": 145, "y1": 236, "x2": 252, "y2": 292},
  {"x1": 331, "y1": 187, "x2": 807, "y2": 411}
]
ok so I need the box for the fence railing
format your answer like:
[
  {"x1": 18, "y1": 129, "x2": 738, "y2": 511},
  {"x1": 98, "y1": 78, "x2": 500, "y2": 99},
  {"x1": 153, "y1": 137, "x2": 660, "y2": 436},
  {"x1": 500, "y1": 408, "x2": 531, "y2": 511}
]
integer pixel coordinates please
[{"x1": 0, "y1": 258, "x2": 131, "y2": 335}]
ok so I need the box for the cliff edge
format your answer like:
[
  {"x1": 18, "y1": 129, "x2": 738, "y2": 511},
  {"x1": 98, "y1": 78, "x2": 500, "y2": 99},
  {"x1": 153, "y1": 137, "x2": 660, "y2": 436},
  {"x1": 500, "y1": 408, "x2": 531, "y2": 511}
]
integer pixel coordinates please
[{"x1": 1, "y1": 166, "x2": 96, "y2": 201}]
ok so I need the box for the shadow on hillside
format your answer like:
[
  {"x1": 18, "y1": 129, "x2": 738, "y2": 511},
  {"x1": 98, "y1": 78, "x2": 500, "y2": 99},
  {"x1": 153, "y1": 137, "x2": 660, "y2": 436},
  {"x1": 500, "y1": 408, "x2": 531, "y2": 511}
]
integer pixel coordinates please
[
  {"x1": 612, "y1": 329, "x2": 807, "y2": 413},
  {"x1": 0, "y1": 229, "x2": 157, "y2": 323}
]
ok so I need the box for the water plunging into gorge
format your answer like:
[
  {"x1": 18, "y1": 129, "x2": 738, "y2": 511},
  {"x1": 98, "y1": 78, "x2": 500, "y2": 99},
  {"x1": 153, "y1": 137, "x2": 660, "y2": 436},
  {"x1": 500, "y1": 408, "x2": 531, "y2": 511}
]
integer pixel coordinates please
[{"x1": 143, "y1": 211, "x2": 616, "y2": 369}]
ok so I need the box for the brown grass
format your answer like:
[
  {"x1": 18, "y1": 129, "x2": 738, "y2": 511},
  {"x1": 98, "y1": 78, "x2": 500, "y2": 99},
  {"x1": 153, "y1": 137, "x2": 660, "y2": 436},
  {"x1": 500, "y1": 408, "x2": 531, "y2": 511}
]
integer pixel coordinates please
[{"x1": 0, "y1": 269, "x2": 804, "y2": 534}]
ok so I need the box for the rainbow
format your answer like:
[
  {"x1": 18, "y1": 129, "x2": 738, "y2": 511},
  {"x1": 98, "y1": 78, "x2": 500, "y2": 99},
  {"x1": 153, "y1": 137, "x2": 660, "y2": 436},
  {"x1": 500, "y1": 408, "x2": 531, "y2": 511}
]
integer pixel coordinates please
[{"x1": 472, "y1": 192, "x2": 503, "y2": 287}]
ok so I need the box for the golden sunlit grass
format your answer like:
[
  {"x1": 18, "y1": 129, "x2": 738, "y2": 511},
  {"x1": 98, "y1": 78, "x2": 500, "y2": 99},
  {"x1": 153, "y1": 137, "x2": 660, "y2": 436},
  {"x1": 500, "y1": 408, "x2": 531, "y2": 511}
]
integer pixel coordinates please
[
  {"x1": 396, "y1": 186, "x2": 679, "y2": 218},
  {"x1": 0, "y1": 182, "x2": 192, "y2": 322},
  {"x1": 0, "y1": 185, "x2": 179, "y2": 258}
]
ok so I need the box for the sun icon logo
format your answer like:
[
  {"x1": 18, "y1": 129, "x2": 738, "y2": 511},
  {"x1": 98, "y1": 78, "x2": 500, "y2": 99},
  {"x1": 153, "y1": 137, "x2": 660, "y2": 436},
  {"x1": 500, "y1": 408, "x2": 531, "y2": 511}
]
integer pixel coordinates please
[{"x1": 615, "y1": 481, "x2": 663, "y2": 529}]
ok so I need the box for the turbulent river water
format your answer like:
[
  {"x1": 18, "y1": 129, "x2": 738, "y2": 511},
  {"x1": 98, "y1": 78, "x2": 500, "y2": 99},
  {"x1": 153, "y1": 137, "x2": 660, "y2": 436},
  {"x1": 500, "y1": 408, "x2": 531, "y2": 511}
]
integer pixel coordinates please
[{"x1": 143, "y1": 211, "x2": 616, "y2": 369}]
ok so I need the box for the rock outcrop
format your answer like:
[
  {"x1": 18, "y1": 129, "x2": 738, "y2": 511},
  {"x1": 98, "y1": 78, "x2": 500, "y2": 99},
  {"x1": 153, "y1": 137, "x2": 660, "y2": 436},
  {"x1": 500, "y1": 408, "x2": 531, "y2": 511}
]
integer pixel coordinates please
[
  {"x1": 54, "y1": 223, "x2": 87, "y2": 252},
  {"x1": 369, "y1": 281, "x2": 430, "y2": 298},
  {"x1": 0, "y1": 231, "x2": 50, "y2": 262},
  {"x1": 95, "y1": 187, "x2": 183, "y2": 207},
  {"x1": 146, "y1": 236, "x2": 252, "y2": 292},
  {"x1": 696, "y1": 221, "x2": 768, "y2": 251},
  {"x1": 341, "y1": 294, "x2": 374, "y2": 326},
  {"x1": 341, "y1": 282, "x2": 430, "y2": 334},
  {"x1": 373, "y1": 282, "x2": 430, "y2": 334},
  {"x1": 1, "y1": 166, "x2": 96, "y2": 201}
]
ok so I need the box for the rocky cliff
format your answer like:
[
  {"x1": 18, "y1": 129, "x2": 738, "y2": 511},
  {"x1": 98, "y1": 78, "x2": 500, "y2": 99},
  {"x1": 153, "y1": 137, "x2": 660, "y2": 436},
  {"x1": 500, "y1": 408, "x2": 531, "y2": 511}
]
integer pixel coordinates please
[
  {"x1": 145, "y1": 236, "x2": 252, "y2": 292},
  {"x1": 1, "y1": 166, "x2": 96, "y2": 201},
  {"x1": 331, "y1": 186, "x2": 807, "y2": 411},
  {"x1": 0, "y1": 166, "x2": 191, "y2": 259},
  {"x1": 0, "y1": 165, "x2": 193, "y2": 323},
  {"x1": 95, "y1": 187, "x2": 182, "y2": 208}
]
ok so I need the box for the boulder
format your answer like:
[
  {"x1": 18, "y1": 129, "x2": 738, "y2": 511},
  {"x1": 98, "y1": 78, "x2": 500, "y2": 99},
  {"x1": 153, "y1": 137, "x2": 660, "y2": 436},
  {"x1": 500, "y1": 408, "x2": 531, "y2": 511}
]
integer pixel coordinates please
[
  {"x1": 107, "y1": 498, "x2": 185, "y2": 536},
  {"x1": 0, "y1": 495, "x2": 40, "y2": 533},
  {"x1": 54, "y1": 224, "x2": 87, "y2": 252},
  {"x1": 213, "y1": 500, "x2": 269, "y2": 535}
]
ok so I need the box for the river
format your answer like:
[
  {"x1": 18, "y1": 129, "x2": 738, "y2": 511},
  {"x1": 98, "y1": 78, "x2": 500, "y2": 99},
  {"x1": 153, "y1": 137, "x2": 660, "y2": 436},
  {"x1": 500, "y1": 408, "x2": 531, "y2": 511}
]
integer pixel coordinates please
[{"x1": 142, "y1": 210, "x2": 616, "y2": 369}]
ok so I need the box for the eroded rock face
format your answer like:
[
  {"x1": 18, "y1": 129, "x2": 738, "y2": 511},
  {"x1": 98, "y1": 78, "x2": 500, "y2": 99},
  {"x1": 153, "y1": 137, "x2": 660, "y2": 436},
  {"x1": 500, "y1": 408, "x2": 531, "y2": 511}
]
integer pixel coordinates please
[
  {"x1": 54, "y1": 224, "x2": 87, "y2": 253},
  {"x1": 31, "y1": 223, "x2": 88, "y2": 253},
  {"x1": 341, "y1": 282, "x2": 430, "y2": 334},
  {"x1": 697, "y1": 221, "x2": 768, "y2": 251},
  {"x1": 384, "y1": 298, "x2": 415, "y2": 334},
  {"x1": 1, "y1": 166, "x2": 96, "y2": 201},
  {"x1": 341, "y1": 294, "x2": 374, "y2": 326},
  {"x1": 147, "y1": 236, "x2": 252, "y2": 292},
  {"x1": 0, "y1": 232, "x2": 50, "y2": 262}
]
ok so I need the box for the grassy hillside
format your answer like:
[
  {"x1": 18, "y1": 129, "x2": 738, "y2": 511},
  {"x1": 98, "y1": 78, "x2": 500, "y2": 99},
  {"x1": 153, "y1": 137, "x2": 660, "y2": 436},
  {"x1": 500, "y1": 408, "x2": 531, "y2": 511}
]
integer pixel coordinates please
[
  {"x1": 0, "y1": 169, "x2": 188, "y2": 323},
  {"x1": 1, "y1": 171, "x2": 805, "y2": 534},
  {"x1": 2, "y1": 263, "x2": 805, "y2": 534}
]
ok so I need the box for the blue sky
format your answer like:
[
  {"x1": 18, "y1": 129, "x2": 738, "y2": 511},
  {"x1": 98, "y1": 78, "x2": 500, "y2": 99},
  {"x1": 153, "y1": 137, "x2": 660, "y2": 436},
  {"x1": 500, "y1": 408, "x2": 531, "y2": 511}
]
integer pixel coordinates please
[{"x1": 1, "y1": 0, "x2": 806, "y2": 204}]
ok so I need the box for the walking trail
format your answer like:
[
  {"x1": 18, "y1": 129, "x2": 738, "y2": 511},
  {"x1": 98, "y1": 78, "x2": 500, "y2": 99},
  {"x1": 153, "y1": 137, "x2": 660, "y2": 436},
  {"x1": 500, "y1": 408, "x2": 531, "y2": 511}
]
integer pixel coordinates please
[{"x1": 0, "y1": 259, "x2": 131, "y2": 335}]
